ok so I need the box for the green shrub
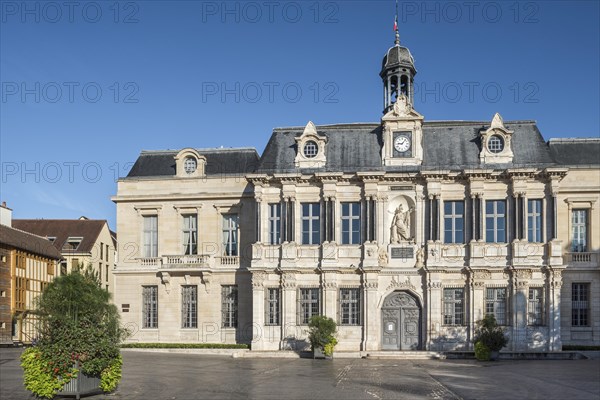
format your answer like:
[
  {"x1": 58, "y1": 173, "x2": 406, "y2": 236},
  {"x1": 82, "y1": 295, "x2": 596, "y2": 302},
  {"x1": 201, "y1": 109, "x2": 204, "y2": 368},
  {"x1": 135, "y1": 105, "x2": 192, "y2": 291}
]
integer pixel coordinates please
[
  {"x1": 21, "y1": 347, "x2": 76, "y2": 399},
  {"x1": 22, "y1": 267, "x2": 127, "y2": 398},
  {"x1": 473, "y1": 315, "x2": 508, "y2": 352},
  {"x1": 100, "y1": 354, "x2": 123, "y2": 393},
  {"x1": 308, "y1": 316, "x2": 337, "y2": 356},
  {"x1": 474, "y1": 341, "x2": 491, "y2": 361},
  {"x1": 120, "y1": 343, "x2": 249, "y2": 349}
]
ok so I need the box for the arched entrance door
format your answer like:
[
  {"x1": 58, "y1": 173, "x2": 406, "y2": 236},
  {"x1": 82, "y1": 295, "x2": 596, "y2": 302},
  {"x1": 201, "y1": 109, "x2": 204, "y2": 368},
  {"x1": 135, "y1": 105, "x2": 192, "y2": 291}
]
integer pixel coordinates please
[{"x1": 381, "y1": 291, "x2": 421, "y2": 350}]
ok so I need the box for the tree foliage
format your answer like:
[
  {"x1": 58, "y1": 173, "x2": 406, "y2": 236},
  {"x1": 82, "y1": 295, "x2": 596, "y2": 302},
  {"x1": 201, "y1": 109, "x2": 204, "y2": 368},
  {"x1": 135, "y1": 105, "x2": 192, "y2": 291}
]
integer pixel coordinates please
[
  {"x1": 308, "y1": 316, "x2": 338, "y2": 356},
  {"x1": 473, "y1": 314, "x2": 509, "y2": 358},
  {"x1": 21, "y1": 265, "x2": 127, "y2": 398}
]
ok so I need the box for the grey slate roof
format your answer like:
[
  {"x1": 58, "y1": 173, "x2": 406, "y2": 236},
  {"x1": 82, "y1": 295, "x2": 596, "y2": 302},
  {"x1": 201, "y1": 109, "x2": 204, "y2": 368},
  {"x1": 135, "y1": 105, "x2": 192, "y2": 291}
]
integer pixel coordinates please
[
  {"x1": 256, "y1": 120, "x2": 565, "y2": 173},
  {"x1": 126, "y1": 148, "x2": 260, "y2": 178},
  {"x1": 548, "y1": 139, "x2": 600, "y2": 166}
]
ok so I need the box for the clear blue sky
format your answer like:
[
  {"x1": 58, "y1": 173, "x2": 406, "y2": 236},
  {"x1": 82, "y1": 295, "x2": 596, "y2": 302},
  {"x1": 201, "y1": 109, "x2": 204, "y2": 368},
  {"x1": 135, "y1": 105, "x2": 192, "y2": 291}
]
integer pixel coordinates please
[{"x1": 1, "y1": 0, "x2": 599, "y2": 229}]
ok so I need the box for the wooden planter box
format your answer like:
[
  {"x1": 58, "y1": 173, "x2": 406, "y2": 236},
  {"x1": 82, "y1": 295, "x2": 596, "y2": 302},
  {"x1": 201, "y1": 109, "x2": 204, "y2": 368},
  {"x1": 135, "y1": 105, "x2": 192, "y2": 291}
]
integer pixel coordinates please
[{"x1": 58, "y1": 362, "x2": 102, "y2": 400}]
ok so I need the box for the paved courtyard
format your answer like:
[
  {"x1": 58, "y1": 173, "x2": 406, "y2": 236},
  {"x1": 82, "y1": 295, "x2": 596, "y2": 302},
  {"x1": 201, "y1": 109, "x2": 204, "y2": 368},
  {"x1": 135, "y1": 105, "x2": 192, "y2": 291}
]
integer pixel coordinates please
[{"x1": 1, "y1": 348, "x2": 599, "y2": 399}]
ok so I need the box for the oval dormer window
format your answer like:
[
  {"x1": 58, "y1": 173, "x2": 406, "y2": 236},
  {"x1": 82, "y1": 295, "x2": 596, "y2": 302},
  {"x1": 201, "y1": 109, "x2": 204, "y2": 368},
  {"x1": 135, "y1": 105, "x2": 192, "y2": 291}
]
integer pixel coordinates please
[
  {"x1": 184, "y1": 157, "x2": 197, "y2": 174},
  {"x1": 303, "y1": 141, "x2": 318, "y2": 158},
  {"x1": 488, "y1": 135, "x2": 504, "y2": 154}
]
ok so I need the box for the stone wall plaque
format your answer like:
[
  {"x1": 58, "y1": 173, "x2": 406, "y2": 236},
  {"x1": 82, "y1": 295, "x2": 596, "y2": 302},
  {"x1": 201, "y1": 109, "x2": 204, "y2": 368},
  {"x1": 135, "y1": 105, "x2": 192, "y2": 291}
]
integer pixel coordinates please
[{"x1": 391, "y1": 247, "x2": 414, "y2": 259}]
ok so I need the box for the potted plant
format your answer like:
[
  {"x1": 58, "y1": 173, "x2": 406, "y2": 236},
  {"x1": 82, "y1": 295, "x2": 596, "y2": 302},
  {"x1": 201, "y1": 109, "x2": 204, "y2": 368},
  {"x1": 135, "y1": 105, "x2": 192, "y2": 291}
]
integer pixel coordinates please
[
  {"x1": 308, "y1": 316, "x2": 337, "y2": 359},
  {"x1": 473, "y1": 314, "x2": 508, "y2": 361},
  {"x1": 21, "y1": 266, "x2": 128, "y2": 399}
]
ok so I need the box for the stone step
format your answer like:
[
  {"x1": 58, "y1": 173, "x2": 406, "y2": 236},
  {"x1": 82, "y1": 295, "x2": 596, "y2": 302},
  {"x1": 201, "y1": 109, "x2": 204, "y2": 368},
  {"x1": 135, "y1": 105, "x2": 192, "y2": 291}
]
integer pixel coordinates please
[
  {"x1": 366, "y1": 351, "x2": 443, "y2": 360},
  {"x1": 444, "y1": 351, "x2": 587, "y2": 360}
]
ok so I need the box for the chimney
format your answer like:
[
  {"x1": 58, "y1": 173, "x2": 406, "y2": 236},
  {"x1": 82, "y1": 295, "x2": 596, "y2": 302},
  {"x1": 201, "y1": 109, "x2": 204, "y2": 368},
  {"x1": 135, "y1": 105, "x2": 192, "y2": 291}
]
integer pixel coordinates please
[{"x1": 0, "y1": 201, "x2": 12, "y2": 227}]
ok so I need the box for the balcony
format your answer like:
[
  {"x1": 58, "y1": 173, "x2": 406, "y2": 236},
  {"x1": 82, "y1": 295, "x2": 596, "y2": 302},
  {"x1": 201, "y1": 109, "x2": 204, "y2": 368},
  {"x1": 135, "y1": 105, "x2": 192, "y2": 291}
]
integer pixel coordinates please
[
  {"x1": 135, "y1": 254, "x2": 241, "y2": 270},
  {"x1": 217, "y1": 256, "x2": 239, "y2": 266},
  {"x1": 162, "y1": 254, "x2": 210, "y2": 269},
  {"x1": 565, "y1": 252, "x2": 599, "y2": 268}
]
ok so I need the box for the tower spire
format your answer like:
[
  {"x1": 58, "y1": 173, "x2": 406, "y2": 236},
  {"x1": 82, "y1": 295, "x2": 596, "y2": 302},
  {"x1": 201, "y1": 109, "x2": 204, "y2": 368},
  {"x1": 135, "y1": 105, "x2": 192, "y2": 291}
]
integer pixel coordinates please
[{"x1": 394, "y1": 0, "x2": 400, "y2": 45}]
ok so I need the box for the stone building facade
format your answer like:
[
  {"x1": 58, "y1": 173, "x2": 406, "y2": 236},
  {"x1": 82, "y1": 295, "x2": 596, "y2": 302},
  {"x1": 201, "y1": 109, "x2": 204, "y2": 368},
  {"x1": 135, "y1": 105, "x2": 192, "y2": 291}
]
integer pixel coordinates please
[{"x1": 113, "y1": 33, "x2": 599, "y2": 351}]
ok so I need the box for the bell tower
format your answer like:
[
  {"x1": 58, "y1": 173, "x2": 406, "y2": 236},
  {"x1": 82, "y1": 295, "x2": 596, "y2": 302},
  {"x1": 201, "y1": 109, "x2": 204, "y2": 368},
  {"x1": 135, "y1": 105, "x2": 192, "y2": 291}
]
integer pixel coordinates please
[
  {"x1": 380, "y1": 17, "x2": 423, "y2": 167},
  {"x1": 380, "y1": 20, "x2": 417, "y2": 114}
]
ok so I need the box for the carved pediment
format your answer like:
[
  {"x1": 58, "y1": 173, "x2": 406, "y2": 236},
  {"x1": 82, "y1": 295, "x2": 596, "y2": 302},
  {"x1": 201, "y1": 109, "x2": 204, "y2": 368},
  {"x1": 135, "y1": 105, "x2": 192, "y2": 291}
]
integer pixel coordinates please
[{"x1": 382, "y1": 95, "x2": 424, "y2": 121}]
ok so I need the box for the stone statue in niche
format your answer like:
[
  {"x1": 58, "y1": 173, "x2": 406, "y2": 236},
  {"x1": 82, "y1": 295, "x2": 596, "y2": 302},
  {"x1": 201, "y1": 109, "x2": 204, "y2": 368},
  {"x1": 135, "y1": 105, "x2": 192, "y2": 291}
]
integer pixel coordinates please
[
  {"x1": 390, "y1": 204, "x2": 413, "y2": 243},
  {"x1": 378, "y1": 246, "x2": 389, "y2": 266},
  {"x1": 415, "y1": 246, "x2": 425, "y2": 268}
]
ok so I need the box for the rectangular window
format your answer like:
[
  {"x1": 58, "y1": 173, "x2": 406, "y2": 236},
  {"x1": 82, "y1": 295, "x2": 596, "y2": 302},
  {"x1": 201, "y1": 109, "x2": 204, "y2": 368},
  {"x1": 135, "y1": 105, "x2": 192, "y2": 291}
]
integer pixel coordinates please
[
  {"x1": 71, "y1": 258, "x2": 79, "y2": 270},
  {"x1": 298, "y1": 288, "x2": 320, "y2": 325},
  {"x1": 341, "y1": 202, "x2": 361, "y2": 245},
  {"x1": 221, "y1": 285, "x2": 238, "y2": 328},
  {"x1": 106, "y1": 244, "x2": 109, "y2": 262},
  {"x1": 142, "y1": 286, "x2": 158, "y2": 329},
  {"x1": 100, "y1": 242, "x2": 104, "y2": 260},
  {"x1": 182, "y1": 214, "x2": 198, "y2": 255},
  {"x1": 443, "y1": 288, "x2": 464, "y2": 326},
  {"x1": 268, "y1": 203, "x2": 281, "y2": 245},
  {"x1": 60, "y1": 262, "x2": 67, "y2": 276},
  {"x1": 572, "y1": 210, "x2": 588, "y2": 252},
  {"x1": 105, "y1": 265, "x2": 109, "y2": 283},
  {"x1": 222, "y1": 214, "x2": 239, "y2": 256},
  {"x1": 301, "y1": 203, "x2": 321, "y2": 245},
  {"x1": 485, "y1": 287, "x2": 507, "y2": 325},
  {"x1": 444, "y1": 201, "x2": 464, "y2": 244},
  {"x1": 63, "y1": 237, "x2": 82, "y2": 251},
  {"x1": 181, "y1": 285, "x2": 198, "y2": 328},
  {"x1": 46, "y1": 262, "x2": 54, "y2": 275},
  {"x1": 572, "y1": 283, "x2": 589, "y2": 326},
  {"x1": 527, "y1": 199, "x2": 543, "y2": 243},
  {"x1": 339, "y1": 288, "x2": 361, "y2": 325},
  {"x1": 528, "y1": 287, "x2": 544, "y2": 326},
  {"x1": 265, "y1": 288, "x2": 280, "y2": 326},
  {"x1": 485, "y1": 200, "x2": 506, "y2": 243},
  {"x1": 143, "y1": 216, "x2": 158, "y2": 258}
]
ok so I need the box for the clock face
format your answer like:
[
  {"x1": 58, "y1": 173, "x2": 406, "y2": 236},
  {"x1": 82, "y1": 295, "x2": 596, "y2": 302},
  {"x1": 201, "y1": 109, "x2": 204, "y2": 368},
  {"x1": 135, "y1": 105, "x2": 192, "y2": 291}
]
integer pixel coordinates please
[{"x1": 394, "y1": 136, "x2": 411, "y2": 152}]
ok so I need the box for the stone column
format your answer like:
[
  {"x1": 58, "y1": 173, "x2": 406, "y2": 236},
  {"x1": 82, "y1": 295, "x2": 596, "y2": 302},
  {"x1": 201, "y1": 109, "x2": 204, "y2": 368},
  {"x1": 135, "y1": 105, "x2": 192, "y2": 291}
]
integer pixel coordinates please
[
  {"x1": 280, "y1": 273, "x2": 297, "y2": 350},
  {"x1": 426, "y1": 278, "x2": 443, "y2": 350},
  {"x1": 255, "y1": 196, "x2": 263, "y2": 243},
  {"x1": 522, "y1": 193, "x2": 529, "y2": 241},
  {"x1": 251, "y1": 271, "x2": 266, "y2": 350},
  {"x1": 362, "y1": 276, "x2": 379, "y2": 351},
  {"x1": 548, "y1": 268, "x2": 563, "y2": 351},
  {"x1": 436, "y1": 195, "x2": 442, "y2": 242},
  {"x1": 552, "y1": 191, "x2": 558, "y2": 240},
  {"x1": 471, "y1": 194, "x2": 477, "y2": 241},
  {"x1": 479, "y1": 196, "x2": 485, "y2": 241},
  {"x1": 322, "y1": 273, "x2": 337, "y2": 320}
]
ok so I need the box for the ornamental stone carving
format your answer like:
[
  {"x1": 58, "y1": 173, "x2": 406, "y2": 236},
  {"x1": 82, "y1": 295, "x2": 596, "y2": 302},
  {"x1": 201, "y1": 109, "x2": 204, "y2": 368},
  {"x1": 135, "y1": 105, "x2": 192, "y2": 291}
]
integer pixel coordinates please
[
  {"x1": 386, "y1": 276, "x2": 416, "y2": 291},
  {"x1": 378, "y1": 246, "x2": 389, "y2": 267},
  {"x1": 251, "y1": 272, "x2": 266, "y2": 289},
  {"x1": 281, "y1": 273, "x2": 297, "y2": 289},
  {"x1": 383, "y1": 292, "x2": 418, "y2": 308},
  {"x1": 364, "y1": 281, "x2": 379, "y2": 290}
]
